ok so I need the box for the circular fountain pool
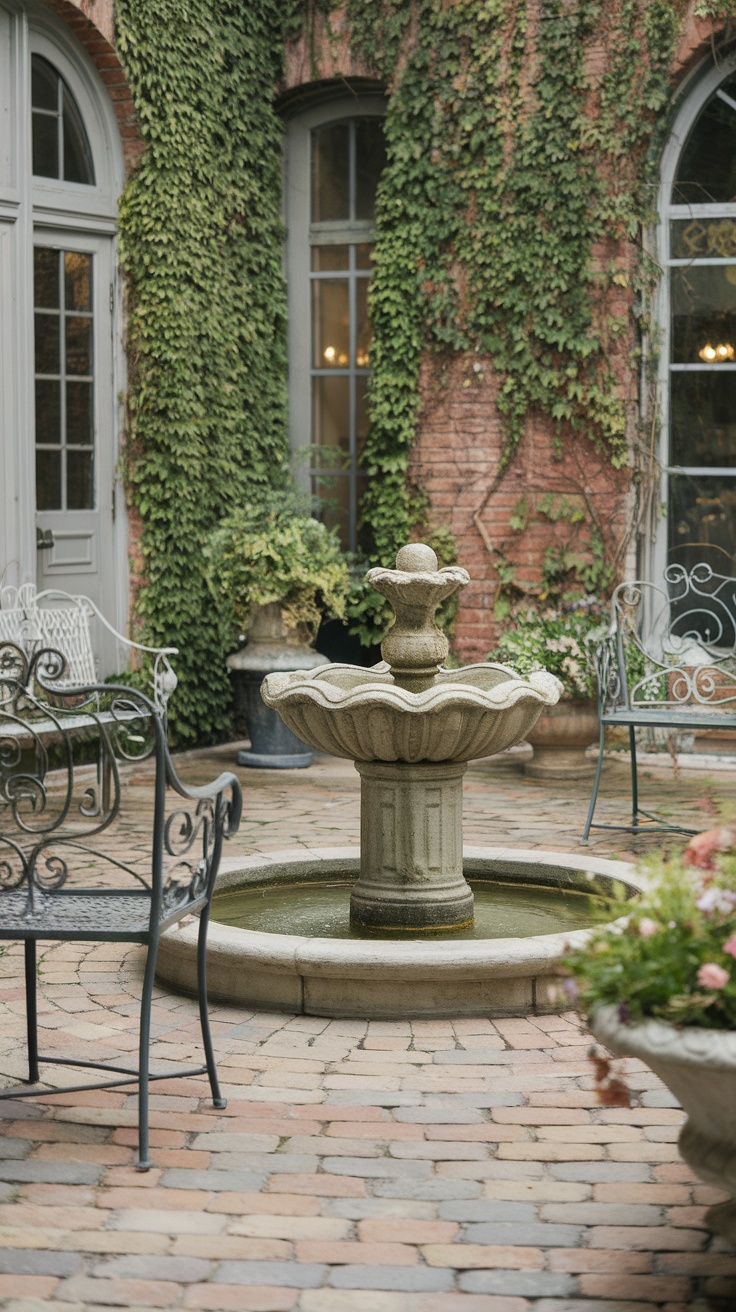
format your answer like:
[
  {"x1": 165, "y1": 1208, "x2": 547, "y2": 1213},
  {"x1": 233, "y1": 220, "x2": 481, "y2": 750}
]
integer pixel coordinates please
[{"x1": 157, "y1": 846, "x2": 641, "y2": 1019}]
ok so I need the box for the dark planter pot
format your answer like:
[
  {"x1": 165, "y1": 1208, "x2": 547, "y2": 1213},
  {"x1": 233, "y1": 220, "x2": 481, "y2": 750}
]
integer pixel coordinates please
[{"x1": 227, "y1": 603, "x2": 328, "y2": 769}]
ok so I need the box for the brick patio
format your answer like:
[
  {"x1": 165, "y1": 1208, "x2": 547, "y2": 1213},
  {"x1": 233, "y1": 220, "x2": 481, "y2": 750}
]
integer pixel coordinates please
[{"x1": 0, "y1": 747, "x2": 734, "y2": 1311}]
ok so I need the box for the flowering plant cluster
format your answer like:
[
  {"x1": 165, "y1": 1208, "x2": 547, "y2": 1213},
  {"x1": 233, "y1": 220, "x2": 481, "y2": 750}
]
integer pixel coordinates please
[
  {"x1": 566, "y1": 829, "x2": 736, "y2": 1030},
  {"x1": 488, "y1": 597, "x2": 606, "y2": 699}
]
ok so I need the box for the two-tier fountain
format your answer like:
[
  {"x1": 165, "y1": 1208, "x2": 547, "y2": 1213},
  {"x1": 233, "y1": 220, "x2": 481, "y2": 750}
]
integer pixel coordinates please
[
  {"x1": 157, "y1": 544, "x2": 641, "y2": 1017},
  {"x1": 262, "y1": 542, "x2": 560, "y2": 933}
]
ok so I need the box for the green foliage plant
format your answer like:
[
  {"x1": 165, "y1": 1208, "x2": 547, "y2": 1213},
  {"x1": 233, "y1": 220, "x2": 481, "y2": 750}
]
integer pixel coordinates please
[
  {"x1": 488, "y1": 597, "x2": 607, "y2": 699},
  {"x1": 204, "y1": 495, "x2": 350, "y2": 648},
  {"x1": 567, "y1": 844, "x2": 736, "y2": 1031},
  {"x1": 115, "y1": 0, "x2": 297, "y2": 744}
]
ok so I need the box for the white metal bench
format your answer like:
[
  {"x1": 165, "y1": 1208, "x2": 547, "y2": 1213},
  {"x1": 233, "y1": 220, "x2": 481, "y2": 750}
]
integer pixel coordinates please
[{"x1": 0, "y1": 584, "x2": 177, "y2": 714}]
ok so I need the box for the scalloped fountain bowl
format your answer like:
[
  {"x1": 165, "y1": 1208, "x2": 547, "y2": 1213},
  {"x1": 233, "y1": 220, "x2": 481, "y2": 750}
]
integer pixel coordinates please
[{"x1": 261, "y1": 660, "x2": 560, "y2": 764}]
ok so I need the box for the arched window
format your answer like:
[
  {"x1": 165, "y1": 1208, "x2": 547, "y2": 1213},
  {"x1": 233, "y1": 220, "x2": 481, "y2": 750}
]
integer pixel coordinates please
[
  {"x1": 661, "y1": 57, "x2": 736, "y2": 577},
  {"x1": 284, "y1": 94, "x2": 386, "y2": 553}
]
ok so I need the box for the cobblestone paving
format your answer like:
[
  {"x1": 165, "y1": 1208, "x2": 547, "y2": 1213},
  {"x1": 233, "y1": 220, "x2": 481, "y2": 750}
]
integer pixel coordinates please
[{"x1": 1, "y1": 747, "x2": 735, "y2": 1311}]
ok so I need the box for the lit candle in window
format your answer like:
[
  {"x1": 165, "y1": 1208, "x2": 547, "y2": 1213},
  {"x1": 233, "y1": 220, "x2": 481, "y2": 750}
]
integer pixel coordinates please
[
  {"x1": 324, "y1": 345, "x2": 336, "y2": 363},
  {"x1": 698, "y1": 342, "x2": 734, "y2": 361}
]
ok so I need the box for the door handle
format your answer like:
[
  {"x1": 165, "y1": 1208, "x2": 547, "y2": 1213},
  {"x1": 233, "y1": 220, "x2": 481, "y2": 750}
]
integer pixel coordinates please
[{"x1": 36, "y1": 528, "x2": 54, "y2": 551}]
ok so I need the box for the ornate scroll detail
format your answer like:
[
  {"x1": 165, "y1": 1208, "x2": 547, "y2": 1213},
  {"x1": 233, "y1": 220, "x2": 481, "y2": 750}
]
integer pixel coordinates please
[
  {"x1": 1, "y1": 639, "x2": 241, "y2": 927},
  {"x1": 599, "y1": 565, "x2": 736, "y2": 713}
]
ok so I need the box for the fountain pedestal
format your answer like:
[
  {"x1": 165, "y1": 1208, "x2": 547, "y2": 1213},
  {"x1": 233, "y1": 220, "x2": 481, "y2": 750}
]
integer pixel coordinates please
[{"x1": 353, "y1": 760, "x2": 472, "y2": 930}]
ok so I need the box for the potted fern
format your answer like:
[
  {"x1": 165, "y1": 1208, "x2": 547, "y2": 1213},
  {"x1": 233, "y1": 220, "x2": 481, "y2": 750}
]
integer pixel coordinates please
[{"x1": 205, "y1": 493, "x2": 349, "y2": 767}]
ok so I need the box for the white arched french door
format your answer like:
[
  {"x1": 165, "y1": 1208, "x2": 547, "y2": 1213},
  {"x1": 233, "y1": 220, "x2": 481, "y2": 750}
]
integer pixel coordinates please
[
  {"x1": 656, "y1": 49, "x2": 736, "y2": 584},
  {"x1": 0, "y1": 2, "x2": 125, "y2": 648}
]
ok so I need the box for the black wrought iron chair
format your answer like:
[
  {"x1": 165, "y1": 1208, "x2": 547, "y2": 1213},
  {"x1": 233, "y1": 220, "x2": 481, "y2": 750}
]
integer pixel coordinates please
[
  {"x1": 582, "y1": 563, "x2": 736, "y2": 844},
  {"x1": 0, "y1": 639, "x2": 242, "y2": 1169}
]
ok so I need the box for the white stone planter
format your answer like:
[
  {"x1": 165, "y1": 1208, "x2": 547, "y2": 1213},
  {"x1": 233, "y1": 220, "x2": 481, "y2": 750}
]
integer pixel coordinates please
[
  {"x1": 525, "y1": 698, "x2": 599, "y2": 779},
  {"x1": 591, "y1": 1003, "x2": 736, "y2": 1244}
]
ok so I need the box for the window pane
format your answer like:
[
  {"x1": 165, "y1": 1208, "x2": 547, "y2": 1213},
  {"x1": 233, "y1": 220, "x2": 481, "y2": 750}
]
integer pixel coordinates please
[
  {"x1": 66, "y1": 449, "x2": 94, "y2": 510},
  {"x1": 32, "y1": 111, "x2": 59, "y2": 178},
  {"x1": 312, "y1": 279, "x2": 349, "y2": 368},
  {"x1": 356, "y1": 375, "x2": 369, "y2": 457},
  {"x1": 671, "y1": 372, "x2": 736, "y2": 466},
  {"x1": 67, "y1": 380, "x2": 93, "y2": 445},
  {"x1": 671, "y1": 265, "x2": 736, "y2": 364},
  {"x1": 62, "y1": 88, "x2": 94, "y2": 185},
  {"x1": 673, "y1": 76, "x2": 736, "y2": 205},
  {"x1": 66, "y1": 316, "x2": 91, "y2": 375},
  {"x1": 34, "y1": 313, "x2": 59, "y2": 374},
  {"x1": 36, "y1": 449, "x2": 61, "y2": 510},
  {"x1": 355, "y1": 119, "x2": 386, "y2": 221},
  {"x1": 312, "y1": 123, "x2": 350, "y2": 222},
  {"x1": 64, "y1": 252, "x2": 92, "y2": 311},
  {"x1": 356, "y1": 277, "x2": 370, "y2": 367},
  {"x1": 35, "y1": 380, "x2": 61, "y2": 445},
  {"x1": 671, "y1": 218, "x2": 736, "y2": 260},
  {"x1": 31, "y1": 57, "x2": 58, "y2": 111},
  {"x1": 312, "y1": 375, "x2": 350, "y2": 457},
  {"x1": 311, "y1": 245, "x2": 349, "y2": 271},
  {"x1": 34, "y1": 248, "x2": 59, "y2": 309},
  {"x1": 669, "y1": 473, "x2": 736, "y2": 574},
  {"x1": 313, "y1": 471, "x2": 350, "y2": 548},
  {"x1": 355, "y1": 242, "x2": 373, "y2": 270}
]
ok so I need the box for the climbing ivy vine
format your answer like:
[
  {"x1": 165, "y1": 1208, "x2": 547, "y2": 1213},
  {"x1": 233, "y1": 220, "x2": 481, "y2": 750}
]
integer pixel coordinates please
[
  {"x1": 115, "y1": 0, "x2": 295, "y2": 744},
  {"x1": 337, "y1": 0, "x2": 693, "y2": 634},
  {"x1": 115, "y1": 0, "x2": 720, "y2": 738}
]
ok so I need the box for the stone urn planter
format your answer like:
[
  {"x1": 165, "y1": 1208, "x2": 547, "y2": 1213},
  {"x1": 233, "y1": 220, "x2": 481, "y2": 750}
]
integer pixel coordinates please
[
  {"x1": 591, "y1": 1004, "x2": 736, "y2": 1245},
  {"x1": 524, "y1": 698, "x2": 598, "y2": 779},
  {"x1": 226, "y1": 603, "x2": 328, "y2": 769}
]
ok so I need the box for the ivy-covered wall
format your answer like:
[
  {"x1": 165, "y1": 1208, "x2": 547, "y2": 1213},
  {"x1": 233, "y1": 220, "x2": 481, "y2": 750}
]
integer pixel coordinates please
[
  {"x1": 54, "y1": 0, "x2": 730, "y2": 738},
  {"x1": 114, "y1": 0, "x2": 294, "y2": 744}
]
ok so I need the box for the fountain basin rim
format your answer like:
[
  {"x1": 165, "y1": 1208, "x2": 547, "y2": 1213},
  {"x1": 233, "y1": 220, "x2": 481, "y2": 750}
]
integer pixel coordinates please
[
  {"x1": 262, "y1": 664, "x2": 562, "y2": 712},
  {"x1": 157, "y1": 847, "x2": 641, "y2": 1010}
]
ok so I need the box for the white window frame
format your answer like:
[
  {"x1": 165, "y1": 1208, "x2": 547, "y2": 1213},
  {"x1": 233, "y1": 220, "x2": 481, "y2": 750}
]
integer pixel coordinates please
[
  {"x1": 650, "y1": 45, "x2": 736, "y2": 585},
  {"x1": 284, "y1": 92, "x2": 386, "y2": 553}
]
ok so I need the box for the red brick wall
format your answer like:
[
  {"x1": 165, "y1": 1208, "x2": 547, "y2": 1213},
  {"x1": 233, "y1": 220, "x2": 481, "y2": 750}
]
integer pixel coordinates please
[{"x1": 282, "y1": 7, "x2": 728, "y2": 659}]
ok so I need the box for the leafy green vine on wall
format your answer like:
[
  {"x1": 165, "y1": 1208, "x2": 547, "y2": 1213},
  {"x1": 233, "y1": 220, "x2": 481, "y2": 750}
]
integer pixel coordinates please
[
  {"x1": 336, "y1": 0, "x2": 692, "y2": 636},
  {"x1": 115, "y1": 0, "x2": 296, "y2": 744}
]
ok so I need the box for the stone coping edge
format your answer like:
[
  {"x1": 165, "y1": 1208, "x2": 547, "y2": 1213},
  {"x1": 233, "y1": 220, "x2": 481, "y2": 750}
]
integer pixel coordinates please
[{"x1": 159, "y1": 846, "x2": 640, "y2": 984}]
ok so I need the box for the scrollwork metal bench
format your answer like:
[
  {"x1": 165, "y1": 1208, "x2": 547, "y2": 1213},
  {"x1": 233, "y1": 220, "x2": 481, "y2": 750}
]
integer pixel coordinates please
[
  {"x1": 582, "y1": 563, "x2": 736, "y2": 844},
  {"x1": 0, "y1": 641, "x2": 242, "y2": 1169}
]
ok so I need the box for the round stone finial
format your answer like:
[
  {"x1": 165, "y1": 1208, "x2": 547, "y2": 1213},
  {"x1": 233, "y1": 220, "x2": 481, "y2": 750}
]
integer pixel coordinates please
[{"x1": 395, "y1": 543, "x2": 438, "y2": 574}]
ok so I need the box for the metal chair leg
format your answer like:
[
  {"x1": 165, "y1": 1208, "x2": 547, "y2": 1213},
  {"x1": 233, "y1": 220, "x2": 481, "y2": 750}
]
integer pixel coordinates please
[
  {"x1": 24, "y1": 939, "x2": 39, "y2": 1084},
  {"x1": 197, "y1": 907, "x2": 226, "y2": 1110},
  {"x1": 582, "y1": 722, "x2": 606, "y2": 846},
  {"x1": 136, "y1": 943, "x2": 157, "y2": 1171},
  {"x1": 629, "y1": 726, "x2": 639, "y2": 828}
]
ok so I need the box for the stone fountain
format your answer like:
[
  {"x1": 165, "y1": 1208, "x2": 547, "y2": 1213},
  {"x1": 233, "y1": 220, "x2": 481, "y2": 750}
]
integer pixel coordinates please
[
  {"x1": 261, "y1": 543, "x2": 560, "y2": 932},
  {"x1": 157, "y1": 544, "x2": 642, "y2": 1018}
]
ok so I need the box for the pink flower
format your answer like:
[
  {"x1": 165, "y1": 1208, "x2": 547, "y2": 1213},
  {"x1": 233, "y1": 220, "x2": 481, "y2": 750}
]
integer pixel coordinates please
[
  {"x1": 724, "y1": 936, "x2": 736, "y2": 959},
  {"x1": 685, "y1": 827, "x2": 730, "y2": 870},
  {"x1": 695, "y1": 887, "x2": 736, "y2": 916},
  {"x1": 638, "y1": 918, "x2": 660, "y2": 938},
  {"x1": 697, "y1": 962, "x2": 730, "y2": 990}
]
